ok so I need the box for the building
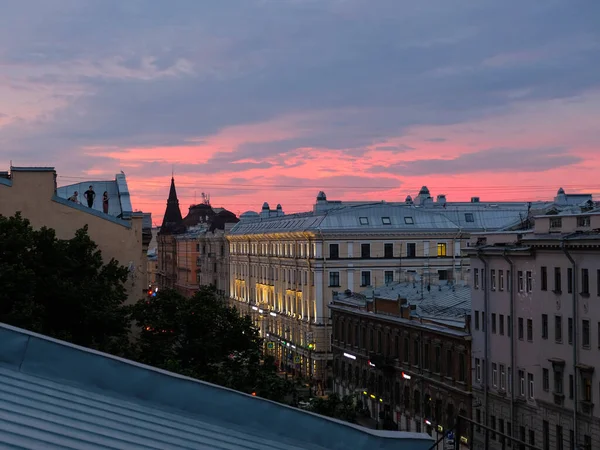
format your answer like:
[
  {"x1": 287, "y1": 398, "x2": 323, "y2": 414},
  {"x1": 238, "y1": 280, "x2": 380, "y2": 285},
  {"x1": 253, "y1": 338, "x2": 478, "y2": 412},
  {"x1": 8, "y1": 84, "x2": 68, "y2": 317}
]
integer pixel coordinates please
[
  {"x1": 227, "y1": 188, "x2": 535, "y2": 390},
  {"x1": 467, "y1": 206, "x2": 600, "y2": 450},
  {"x1": 0, "y1": 166, "x2": 151, "y2": 304},
  {"x1": 330, "y1": 282, "x2": 472, "y2": 446},
  {"x1": 156, "y1": 177, "x2": 238, "y2": 296},
  {"x1": 0, "y1": 321, "x2": 435, "y2": 450},
  {"x1": 156, "y1": 178, "x2": 185, "y2": 290}
]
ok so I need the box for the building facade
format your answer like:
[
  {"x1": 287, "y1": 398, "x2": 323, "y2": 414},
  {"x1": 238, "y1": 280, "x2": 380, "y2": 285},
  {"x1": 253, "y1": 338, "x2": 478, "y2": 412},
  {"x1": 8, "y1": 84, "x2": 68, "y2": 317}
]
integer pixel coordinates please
[
  {"x1": 0, "y1": 166, "x2": 151, "y2": 304},
  {"x1": 330, "y1": 283, "x2": 473, "y2": 446},
  {"x1": 227, "y1": 188, "x2": 534, "y2": 390},
  {"x1": 467, "y1": 209, "x2": 600, "y2": 450}
]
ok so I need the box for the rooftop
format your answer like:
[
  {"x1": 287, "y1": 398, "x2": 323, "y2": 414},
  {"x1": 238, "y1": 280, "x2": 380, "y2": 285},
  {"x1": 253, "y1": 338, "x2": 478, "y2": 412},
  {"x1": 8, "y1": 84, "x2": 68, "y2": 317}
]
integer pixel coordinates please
[
  {"x1": 0, "y1": 323, "x2": 433, "y2": 450},
  {"x1": 56, "y1": 173, "x2": 134, "y2": 220},
  {"x1": 332, "y1": 281, "x2": 471, "y2": 332}
]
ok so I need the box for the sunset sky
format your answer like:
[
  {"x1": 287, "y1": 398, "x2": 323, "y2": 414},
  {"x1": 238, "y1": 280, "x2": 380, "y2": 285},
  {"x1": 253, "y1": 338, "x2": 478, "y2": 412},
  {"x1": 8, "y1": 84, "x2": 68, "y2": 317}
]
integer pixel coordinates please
[{"x1": 1, "y1": 1, "x2": 599, "y2": 225}]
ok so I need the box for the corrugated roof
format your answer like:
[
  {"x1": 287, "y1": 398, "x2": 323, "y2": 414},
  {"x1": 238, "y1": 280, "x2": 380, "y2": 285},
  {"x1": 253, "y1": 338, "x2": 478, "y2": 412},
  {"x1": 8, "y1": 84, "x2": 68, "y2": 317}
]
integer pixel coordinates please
[{"x1": 0, "y1": 323, "x2": 433, "y2": 450}]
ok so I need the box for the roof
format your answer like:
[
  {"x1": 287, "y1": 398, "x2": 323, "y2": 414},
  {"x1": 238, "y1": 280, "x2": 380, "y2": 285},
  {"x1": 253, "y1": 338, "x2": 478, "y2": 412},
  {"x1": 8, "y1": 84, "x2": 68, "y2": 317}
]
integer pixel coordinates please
[
  {"x1": 56, "y1": 173, "x2": 134, "y2": 220},
  {"x1": 0, "y1": 323, "x2": 433, "y2": 450},
  {"x1": 230, "y1": 201, "x2": 536, "y2": 236},
  {"x1": 159, "y1": 178, "x2": 185, "y2": 234}
]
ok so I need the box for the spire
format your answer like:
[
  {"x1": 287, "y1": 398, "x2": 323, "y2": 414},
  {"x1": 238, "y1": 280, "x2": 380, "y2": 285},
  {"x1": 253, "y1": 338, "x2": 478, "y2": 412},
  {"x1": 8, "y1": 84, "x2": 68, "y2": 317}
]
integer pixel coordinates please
[{"x1": 159, "y1": 177, "x2": 184, "y2": 235}]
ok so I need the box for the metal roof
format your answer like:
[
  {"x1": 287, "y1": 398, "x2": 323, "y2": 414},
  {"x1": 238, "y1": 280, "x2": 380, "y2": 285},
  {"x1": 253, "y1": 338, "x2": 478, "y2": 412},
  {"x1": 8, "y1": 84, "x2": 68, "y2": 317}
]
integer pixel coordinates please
[
  {"x1": 230, "y1": 201, "x2": 537, "y2": 236},
  {"x1": 0, "y1": 323, "x2": 433, "y2": 450}
]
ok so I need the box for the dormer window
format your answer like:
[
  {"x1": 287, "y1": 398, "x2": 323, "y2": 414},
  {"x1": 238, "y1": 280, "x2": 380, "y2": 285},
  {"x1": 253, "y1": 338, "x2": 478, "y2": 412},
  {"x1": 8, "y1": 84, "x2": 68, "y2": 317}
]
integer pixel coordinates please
[
  {"x1": 465, "y1": 213, "x2": 474, "y2": 223},
  {"x1": 382, "y1": 217, "x2": 391, "y2": 225},
  {"x1": 404, "y1": 217, "x2": 414, "y2": 224},
  {"x1": 550, "y1": 218, "x2": 562, "y2": 229},
  {"x1": 359, "y1": 217, "x2": 369, "y2": 225}
]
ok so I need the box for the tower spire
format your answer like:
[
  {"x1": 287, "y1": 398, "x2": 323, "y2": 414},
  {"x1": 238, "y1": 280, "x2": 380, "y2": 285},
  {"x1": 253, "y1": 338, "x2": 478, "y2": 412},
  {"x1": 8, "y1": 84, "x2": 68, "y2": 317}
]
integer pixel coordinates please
[{"x1": 159, "y1": 176, "x2": 184, "y2": 235}]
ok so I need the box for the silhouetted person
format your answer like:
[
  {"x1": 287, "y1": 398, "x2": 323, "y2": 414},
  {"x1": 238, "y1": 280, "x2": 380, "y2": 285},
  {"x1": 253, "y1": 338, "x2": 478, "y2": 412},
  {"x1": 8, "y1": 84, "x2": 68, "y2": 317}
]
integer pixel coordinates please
[
  {"x1": 84, "y1": 185, "x2": 95, "y2": 208},
  {"x1": 68, "y1": 191, "x2": 78, "y2": 202},
  {"x1": 102, "y1": 191, "x2": 109, "y2": 214}
]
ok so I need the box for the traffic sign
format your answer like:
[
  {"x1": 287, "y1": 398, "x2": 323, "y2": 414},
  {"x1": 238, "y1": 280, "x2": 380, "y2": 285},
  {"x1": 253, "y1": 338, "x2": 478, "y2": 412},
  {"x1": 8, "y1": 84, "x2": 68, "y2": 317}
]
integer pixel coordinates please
[{"x1": 266, "y1": 342, "x2": 275, "y2": 350}]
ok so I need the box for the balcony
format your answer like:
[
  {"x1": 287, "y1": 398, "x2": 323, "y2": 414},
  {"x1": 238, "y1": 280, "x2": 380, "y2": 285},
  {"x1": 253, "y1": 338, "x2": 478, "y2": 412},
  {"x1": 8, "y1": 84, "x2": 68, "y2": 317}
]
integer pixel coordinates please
[{"x1": 580, "y1": 401, "x2": 594, "y2": 416}]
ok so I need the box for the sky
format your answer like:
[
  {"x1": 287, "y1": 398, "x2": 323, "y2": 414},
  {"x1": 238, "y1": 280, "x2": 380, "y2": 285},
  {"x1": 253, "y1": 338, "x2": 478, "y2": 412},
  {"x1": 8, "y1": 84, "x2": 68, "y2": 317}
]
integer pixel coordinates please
[{"x1": 1, "y1": 0, "x2": 600, "y2": 224}]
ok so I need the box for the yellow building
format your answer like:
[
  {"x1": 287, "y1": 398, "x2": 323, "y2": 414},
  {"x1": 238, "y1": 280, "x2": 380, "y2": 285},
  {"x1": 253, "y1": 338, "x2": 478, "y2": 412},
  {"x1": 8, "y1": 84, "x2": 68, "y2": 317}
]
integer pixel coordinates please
[
  {"x1": 0, "y1": 166, "x2": 151, "y2": 305},
  {"x1": 227, "y1": 189, "x2": 537, "y2": 391}
]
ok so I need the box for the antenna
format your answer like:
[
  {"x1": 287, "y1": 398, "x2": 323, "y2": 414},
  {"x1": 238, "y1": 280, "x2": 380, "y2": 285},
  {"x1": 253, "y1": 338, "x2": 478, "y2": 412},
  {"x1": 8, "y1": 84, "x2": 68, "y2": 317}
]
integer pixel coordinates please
[{"x1": 171, "y1": 164, "x2": 174, "y2": 178}]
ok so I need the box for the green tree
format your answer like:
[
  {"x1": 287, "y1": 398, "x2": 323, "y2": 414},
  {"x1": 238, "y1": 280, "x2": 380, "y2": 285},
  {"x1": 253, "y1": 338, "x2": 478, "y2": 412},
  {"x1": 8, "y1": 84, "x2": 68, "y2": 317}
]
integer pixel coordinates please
[
  {"x1": 310, "y1": 393, "x2": 357, "y2": 423},
  {"x1": 130, "y1": 286, "x2": 295, "y2": 402},
  {"x1": 0, "y1": 212, "x2": 131, "y2": 352}
]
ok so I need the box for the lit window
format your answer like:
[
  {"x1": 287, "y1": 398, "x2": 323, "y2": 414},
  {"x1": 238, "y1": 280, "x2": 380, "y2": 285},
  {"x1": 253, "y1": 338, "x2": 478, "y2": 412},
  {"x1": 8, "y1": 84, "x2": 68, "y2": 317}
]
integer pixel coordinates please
[
  {"x1": 359, "y1": 217, "x2": 369, "y2": 225},
  {"x1": 382, "y1": 217, "x2": 391, "y2": 225},
  {"x1": 437, "y1": 243, "x2": 447, "y2": 257},
  {"x1": 404, "y1": 217, "x2": 414, "y2": 224}
]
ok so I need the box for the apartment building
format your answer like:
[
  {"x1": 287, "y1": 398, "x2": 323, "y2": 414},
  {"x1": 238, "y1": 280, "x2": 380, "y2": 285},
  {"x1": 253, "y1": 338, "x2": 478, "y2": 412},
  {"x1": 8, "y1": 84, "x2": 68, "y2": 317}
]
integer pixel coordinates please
[
  {"x1": 227, "y1": 188, "x2": 534, "y2": 390},
  {"x1": 330, "y1": 282, "x2": 472, "y2": 446},
  {"x1": 0, "y1": 166, "x2": 151, "y2": 304},
  {"x1": 467, "y1": 210, "x2": 600, "y2": 450}
]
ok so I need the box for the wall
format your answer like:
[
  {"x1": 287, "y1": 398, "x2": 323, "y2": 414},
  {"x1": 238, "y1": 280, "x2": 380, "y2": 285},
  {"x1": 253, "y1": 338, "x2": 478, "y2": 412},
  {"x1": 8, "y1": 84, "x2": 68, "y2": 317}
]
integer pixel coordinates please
[{"x1": 0, "y1": 169, "x2": 146, "y2": 304}]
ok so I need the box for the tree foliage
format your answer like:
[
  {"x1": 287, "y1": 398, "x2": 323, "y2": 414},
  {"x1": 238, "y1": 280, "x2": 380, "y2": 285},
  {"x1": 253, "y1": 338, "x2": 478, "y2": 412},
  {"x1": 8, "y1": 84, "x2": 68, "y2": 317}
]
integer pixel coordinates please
[
  {"x1": 130, "y1": 286, "x2": 296, "y2": 402},
  {"x1": 0, "y1": 212, "x2": 131, "y2": 352},
  {"x1": 309, "y1": 393, "x2": 357, "y2": 423}
]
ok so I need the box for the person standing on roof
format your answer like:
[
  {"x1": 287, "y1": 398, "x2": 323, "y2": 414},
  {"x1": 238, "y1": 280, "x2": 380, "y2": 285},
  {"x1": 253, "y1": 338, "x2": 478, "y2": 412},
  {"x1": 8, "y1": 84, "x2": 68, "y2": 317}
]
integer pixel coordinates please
[{"x1": 84, "y1": 185, "x2": 96, "y2": 208}]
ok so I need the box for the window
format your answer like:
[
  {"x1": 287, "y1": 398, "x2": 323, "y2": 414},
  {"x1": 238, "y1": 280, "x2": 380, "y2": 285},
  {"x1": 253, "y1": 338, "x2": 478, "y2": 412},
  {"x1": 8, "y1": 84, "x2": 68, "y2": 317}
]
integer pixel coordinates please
[
  {"x1": 598, "y1": 269, "x2": 600, "y2": 296},
  {"x1": 554, "y1": 369, "x2": 563, "y2": 394},
  {"x1": 542, "y1": 314, "x2": 548, "y2": 339},
  {"x1": 475, "y1": 358, "x2": 481, "y2": 382},
  {"x1": 550, "y1": 217, "x2": 562, "y2": 228},
  {"x1": 406, "y1": 243, "x2": 416, "y2": 258},
  {"x1": 555, "y1": 316, "x2": 562, "y2": 343},
  {"x1": 500, "y1": 364, "x2": 506, "y2": 390},
  {"x1": 554, "y1": 267, "x2": 562, "y2": 292},
  {"x1": 518, "y1": 317, "x2": 524, "y2": 340},
  {"x1": 577, "y1": 216, "x2": 591, "y2": 227},
  {"x1": 465, "y1": 213, "x2": 474, "y2": 222},
  {"x1": 582, "y1": 319, "x2": 590, "y2": 348},
  {"x1": 403, "y1": 338, "x2": 409, "y2": 363},
  {"x1": 492, "y1": 363, "x2": 498, "y2": 387},
  {"x1": 499, "y1": 270, "x2": 504, "y2": 291},
  {"x1": 567, "y1": 268, "x2": 573, "y2": 293},
  {"x1": 404, "y1": 217, "x2": 414, "y2": 224},
  {"x1": 361, "y1": 243, "x2": 370, "y2": 258},
  {"x1": 474, "y1": 268, "x2": 479, "y2": 289},
  {"x1": 543, "y1": 421, "x2": 549, "y2": 450},
  {"x1": 492, "y1": 313, "x2": 497, "y2": 333},
  {"x1": 519, "y1": 370, "x2": 525, "y2": 396},
  {"x1": 329, "y1": 244, "x2": 339, "y2": 259},
  {"x1": 437, "y1": 243, "x2": 447, "y2": 256},
  {"x1": 569, "y1": 375, "x2": 574, "y2": 398},
  {"x1": 541, "y1": 266, "x2": 548, "y2": 291},
  {"x1": 507, "y1": 269, "x2": 512, "y2": 291},
  {"x1": 526, "y1": 271, "x2": 532, "y2": 292},
  {"x1": 359, "y1": 217, "x2": 369, "y2": 225},
  {"x1": 528, "y1": 373, "x2": 535, "y2": 399},
  {"x1": 581, "y1": 268, "x2": 590, "y2": 295},
  {"x1": 543, "y1": 368, "x2": 549, "y2": 391},
  {"x1": 527, "y1": 319, "x2": 533, "y2": 342},
  {"x1": 384, "y1": 243, "x2": 393, "y2": 258},
  {"x1": 423, "y1": 343, "x2": 430, "y2": 370},
  {"x1": 329, "y1": 271, "x2": 340, "y2": 287},
  {"x1": 491, "y1": 269, "x2": 496, "y2": 290},
  {"x1": 446, "y1": 349, "x2": 453, "y2": 378},
  {"x1": 434, "y1": 346, "x2": 441, "y2": 372},
  {"x1": 499, "y1": 314, "x2": 505, "y2": 335},
  {"x1": 518, "y1": 271, "x2": 524, "y2": 292},
  {"x1": 381, "y1": 216, "x2": 391, "y2": 225},
  {"x1": 360, "y1": 271, "x2": 371, "y2": 287},
  {"x1": 508, "y1": 315, "x2": 512, "y2": 337},
  {"x1": 474, "y1": 310, "x2": 480, "y2": 330},
  {"x1": 413, "y1": 340, "x2": 420, "y2": 365},
  {"x1": 384, "y1": 270, "x2": 394, "y2": 284},
  {"x1": 568, "y1": 318, "x2": 573, "y2": 345}
]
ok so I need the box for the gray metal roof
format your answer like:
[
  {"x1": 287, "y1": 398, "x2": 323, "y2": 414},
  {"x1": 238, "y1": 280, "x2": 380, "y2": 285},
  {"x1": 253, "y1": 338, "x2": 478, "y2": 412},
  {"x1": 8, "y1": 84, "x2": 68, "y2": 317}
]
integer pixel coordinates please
[
  {"x1": 0, "y1": 323, "x2": 433, "y2": 450},
  {"x1": 230, "y1": 201, "x2": 537, "y2": 236}
]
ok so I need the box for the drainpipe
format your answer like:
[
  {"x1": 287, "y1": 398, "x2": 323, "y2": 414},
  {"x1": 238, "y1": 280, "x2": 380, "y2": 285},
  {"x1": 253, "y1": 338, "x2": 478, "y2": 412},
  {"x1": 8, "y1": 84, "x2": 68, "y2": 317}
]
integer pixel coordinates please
[
  {"x1": 502, "y1": 251, "x2": 516, "y2": 445},
  {"x1": 561, "y1": 241, "x2": 578, "y2": 443},
  {"x1": 477, "y1": 251, "x2": 490, "y2": 450}
]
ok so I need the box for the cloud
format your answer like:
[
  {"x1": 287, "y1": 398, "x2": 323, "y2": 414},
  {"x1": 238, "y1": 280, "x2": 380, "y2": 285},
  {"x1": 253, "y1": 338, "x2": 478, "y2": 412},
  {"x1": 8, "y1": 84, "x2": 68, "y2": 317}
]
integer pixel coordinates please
[
  {"x1": 368, "y1": 147, "x2": 583, "y2": 176},
  {"x1": 424, "y1": 138, "x2": 446, "y2": 143}
]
